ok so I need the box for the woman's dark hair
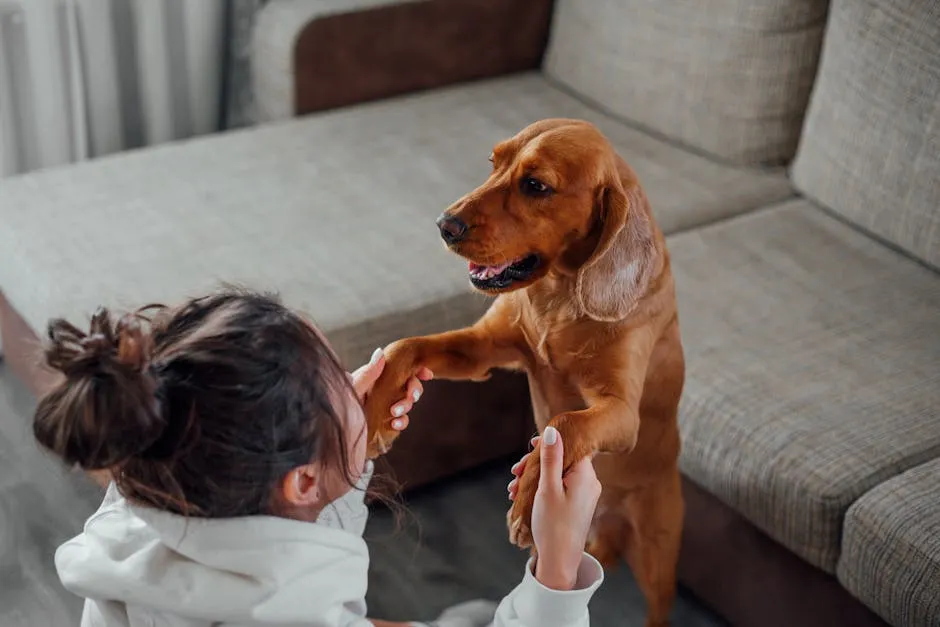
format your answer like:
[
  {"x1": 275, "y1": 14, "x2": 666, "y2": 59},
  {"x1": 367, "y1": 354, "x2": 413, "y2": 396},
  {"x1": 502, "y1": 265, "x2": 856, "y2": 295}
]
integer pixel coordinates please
[{"x1": 33, "y1": 288, "x2": 357, "y2": 517}]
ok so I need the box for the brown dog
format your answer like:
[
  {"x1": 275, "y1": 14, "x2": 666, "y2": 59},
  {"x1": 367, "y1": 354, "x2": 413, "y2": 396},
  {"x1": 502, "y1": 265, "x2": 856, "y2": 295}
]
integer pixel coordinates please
[{"x1": 366, "y1": 119, "x2": 685, "y2": 626}]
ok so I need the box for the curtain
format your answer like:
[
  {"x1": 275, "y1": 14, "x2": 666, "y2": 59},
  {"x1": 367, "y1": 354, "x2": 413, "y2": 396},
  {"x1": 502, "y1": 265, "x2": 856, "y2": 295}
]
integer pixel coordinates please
[
  {"x1": 0, "y1": 0, "x2": 233, "y2": 178},
  {"x1": 223, "y1": 0, "x2": 269, "y2": 130}
]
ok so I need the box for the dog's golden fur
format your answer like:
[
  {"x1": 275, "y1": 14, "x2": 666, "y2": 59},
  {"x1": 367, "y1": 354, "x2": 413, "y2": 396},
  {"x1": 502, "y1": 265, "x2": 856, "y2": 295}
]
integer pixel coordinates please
[{"x1": 366, "y1": 119, "x2": 685, "y2": 626}]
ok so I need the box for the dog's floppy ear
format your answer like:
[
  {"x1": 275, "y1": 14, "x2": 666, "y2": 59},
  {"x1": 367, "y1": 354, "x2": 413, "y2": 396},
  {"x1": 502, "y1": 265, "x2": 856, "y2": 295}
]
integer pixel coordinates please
[{"x1": 576, "y1": 174, "x2": 659, "y2": 322}]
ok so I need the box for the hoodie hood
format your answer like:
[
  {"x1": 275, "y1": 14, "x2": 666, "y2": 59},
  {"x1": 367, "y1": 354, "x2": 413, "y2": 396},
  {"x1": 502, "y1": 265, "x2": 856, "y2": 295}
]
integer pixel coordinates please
[{"x1": 56, "y1": 481, "x2": 372, "y2": 626}]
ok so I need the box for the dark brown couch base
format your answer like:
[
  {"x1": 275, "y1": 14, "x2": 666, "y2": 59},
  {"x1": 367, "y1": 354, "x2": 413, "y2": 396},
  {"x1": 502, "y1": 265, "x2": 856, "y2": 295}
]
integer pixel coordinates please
[
  {"x1": 376, "y1": 370, "x2": 532, "y2": 492},
  {"x1": 679, "y1": 477, "x2": 888, "y2": 627},
  {"x1": 0, "y1": 291, "x2": 61, "y2": 396}
]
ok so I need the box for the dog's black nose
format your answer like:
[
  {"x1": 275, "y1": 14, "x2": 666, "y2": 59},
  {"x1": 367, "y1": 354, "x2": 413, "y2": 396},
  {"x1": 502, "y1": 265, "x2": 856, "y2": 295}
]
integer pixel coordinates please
[{"x1": 437, "y1": 214, "x2": 468, "y2": 245}]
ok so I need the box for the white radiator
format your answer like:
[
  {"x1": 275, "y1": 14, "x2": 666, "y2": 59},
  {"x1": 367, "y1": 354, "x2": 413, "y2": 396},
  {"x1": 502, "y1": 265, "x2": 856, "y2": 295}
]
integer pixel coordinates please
[{"x1": 0, "y1": 0, "x2": 224, "y2": 178}]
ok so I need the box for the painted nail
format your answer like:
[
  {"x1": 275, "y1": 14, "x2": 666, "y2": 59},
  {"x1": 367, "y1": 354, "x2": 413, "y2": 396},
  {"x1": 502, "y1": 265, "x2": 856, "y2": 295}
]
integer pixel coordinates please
[
  {"x1": 413, "y1": 389, "x2": 421, "y2": 402},
  {"x1": 392, "y1": 405, "x2": 405, "y2": 417},
  {"x1": 543, "y1": 426, "x2": 558, "y2": 446},
  {"x1": 392, "y1": 419, "x2": 404, "y2": 430},
  {"x1": 370, "y1": 348, "x2": 383, "y2": 364}
]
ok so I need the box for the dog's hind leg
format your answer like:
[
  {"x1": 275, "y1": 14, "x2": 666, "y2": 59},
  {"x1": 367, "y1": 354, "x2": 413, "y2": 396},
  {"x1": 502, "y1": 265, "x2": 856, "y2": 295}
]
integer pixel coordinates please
[{"x1": 623, "y1": 466, "x2": 683, "y2": 627}]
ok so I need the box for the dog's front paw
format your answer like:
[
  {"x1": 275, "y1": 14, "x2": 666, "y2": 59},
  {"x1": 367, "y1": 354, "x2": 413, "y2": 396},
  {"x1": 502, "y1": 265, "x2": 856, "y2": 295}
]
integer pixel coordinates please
[
  {"x1": 363, "y1": 340, "x2": 420, "y2": 458},
  {"x1": 507, "y1": 455, "x2": 538, "y2": 548},
  {"x1": 363, "y1": 382, "x2": 403, "y2": 458}
]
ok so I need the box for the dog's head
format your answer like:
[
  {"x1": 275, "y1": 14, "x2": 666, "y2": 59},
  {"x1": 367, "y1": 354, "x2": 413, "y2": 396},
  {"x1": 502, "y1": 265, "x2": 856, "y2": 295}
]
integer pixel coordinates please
[{"x1": 437, "y1": 119, "x2": 660, "y2": 321}]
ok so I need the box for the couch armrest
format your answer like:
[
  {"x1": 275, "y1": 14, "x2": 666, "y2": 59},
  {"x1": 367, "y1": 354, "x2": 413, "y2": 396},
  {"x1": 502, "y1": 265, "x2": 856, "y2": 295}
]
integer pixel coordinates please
[{"x1": 252, "y1": 0, "x2": 554, "y2": 122}]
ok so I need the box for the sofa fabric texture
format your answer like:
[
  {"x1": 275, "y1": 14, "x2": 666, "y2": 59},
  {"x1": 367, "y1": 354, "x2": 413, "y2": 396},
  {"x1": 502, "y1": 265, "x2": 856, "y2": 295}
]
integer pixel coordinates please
[
  {"x1": 672, "y1": 199, "x2": 940, "y2": 572},
  {"x1": 791, "y1": 0, "x2": 940, "y2": 269},
  {"x1": 0, "y1": 74, "x2": 790, "y2": 370},
  {"x1": 544, "y1": 0, "x2": 829, "y2": 165},
  {"x1": 837, "y1": 459, "x2": 940, "y2": 627}
]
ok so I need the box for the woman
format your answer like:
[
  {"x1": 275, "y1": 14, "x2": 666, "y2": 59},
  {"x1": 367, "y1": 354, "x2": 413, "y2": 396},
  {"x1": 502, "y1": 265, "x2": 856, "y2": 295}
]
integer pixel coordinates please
[{"x1": 34, "y1": 288, "x2": 604, "y2": 626}]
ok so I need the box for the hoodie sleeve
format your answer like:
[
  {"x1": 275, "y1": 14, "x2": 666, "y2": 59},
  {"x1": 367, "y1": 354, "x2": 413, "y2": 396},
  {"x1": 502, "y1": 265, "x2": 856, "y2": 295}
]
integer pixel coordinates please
[{"x1": 492, "y1": 553, "x2": 603, "y2": 627}]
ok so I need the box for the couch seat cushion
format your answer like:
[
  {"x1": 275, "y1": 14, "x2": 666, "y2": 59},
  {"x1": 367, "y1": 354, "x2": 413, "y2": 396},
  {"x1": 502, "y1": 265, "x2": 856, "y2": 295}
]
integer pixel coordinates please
[
  {"x1": 0, "y1": 73, "x2": 790, "y2": 366},
  {"x1": 837, "y1": 459, "x2": 940, "y2": 627},
  {"x1": 672, "y1": 199, "x2": 940, "y2": 572}
]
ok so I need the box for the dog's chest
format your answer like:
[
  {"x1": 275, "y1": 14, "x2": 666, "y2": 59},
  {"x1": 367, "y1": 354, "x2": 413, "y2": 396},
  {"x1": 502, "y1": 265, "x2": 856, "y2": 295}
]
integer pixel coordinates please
[
  {"x1": 518, "y1": 304, "x2": 589, "y2": 425},
  {"x1": 518, "y1": 298, "x2": 582, "y2": 373}
]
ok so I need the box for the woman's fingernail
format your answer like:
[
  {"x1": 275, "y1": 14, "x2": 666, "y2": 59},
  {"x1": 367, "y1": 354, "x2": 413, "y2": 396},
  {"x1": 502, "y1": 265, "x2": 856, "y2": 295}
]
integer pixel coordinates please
[
  {"x1": 370, "y1": 348, "x2": 383, "y2": 364},
  {"x1": 392, "y1": 405, "x2": 405, "y2": 417},
  {"x1": 413, "y1": 389, "x2": 421, "y2": 402},
  {"x1": 392, "y1": 419, "x2": 404, "y2": 430},
  {"x1": 543, "y1": 426, "x2": 558, "y2": 446}
]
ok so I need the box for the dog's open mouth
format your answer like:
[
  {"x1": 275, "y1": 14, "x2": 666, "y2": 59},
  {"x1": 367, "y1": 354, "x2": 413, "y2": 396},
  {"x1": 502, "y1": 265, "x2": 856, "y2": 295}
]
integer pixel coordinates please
[{"x1": 468, "y1": 254, "x2": 541, "y2": 290}]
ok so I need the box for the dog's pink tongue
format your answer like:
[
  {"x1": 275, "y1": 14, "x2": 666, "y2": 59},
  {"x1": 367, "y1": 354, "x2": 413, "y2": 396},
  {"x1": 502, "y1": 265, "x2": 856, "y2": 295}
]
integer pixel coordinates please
[{"x1": 469, "y1": 260, "x2": 513, "y2": 279}]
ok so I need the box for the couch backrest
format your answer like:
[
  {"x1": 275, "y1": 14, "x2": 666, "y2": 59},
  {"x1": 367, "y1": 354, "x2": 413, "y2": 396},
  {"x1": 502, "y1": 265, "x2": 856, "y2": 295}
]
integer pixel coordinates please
[
  {"x1": 791, "y1": 0, "x2": 940, "y2": 270},
  {"x1": 543, "y1": 0, "x2": 829, "y2": 166}
]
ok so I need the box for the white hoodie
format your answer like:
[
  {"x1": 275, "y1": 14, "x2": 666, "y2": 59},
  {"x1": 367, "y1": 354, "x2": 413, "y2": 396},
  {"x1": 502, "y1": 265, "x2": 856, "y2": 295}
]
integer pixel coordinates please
[{"x1": 56, "y1": 475, "x2": 603, "y2": 627}]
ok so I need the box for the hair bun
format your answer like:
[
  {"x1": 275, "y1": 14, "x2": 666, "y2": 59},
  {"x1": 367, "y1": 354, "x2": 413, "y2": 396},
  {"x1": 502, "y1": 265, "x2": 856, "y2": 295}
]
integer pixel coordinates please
[
  {"x1": 45, "y1": 307, "x2": 150, "y2": 377},
  {"x1": 34, "y1": 307, "x2": 166, "y2": 470}
]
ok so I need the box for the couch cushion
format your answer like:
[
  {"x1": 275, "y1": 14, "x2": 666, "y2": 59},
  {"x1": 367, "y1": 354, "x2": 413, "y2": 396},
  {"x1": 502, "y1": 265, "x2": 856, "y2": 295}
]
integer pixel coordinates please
[
  {"x1": 544, "y1": 0, "x2": 828, "y2": 165},
  {"x1": 837, "y1": 459, "x2": 940, "y2": 627},
  {"x1": 791, "y1": 0, "x2": 940, "y2": 269},
  {"x1": 0, "y1": 74, "x2": 790, "y2": 366},
  {"x1": 672, "y1": 199, "x2": 940, "y2": 572}
]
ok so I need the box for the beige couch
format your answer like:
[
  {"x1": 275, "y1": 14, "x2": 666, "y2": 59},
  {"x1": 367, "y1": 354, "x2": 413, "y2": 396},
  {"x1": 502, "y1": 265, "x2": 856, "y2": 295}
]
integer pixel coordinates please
[{"x1": 1, "y1": 1, "x2": 937, "y2": 626}]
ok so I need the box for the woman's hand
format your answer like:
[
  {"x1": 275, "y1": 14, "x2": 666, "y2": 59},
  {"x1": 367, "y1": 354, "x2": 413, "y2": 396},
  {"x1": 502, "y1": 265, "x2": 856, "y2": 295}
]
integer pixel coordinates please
[
  {"x1": 350, "y1": 348, "x2": 433, "y2": 433},
  {"x1": 508, "y1": 427, "x2": 602, "y2": 590}
]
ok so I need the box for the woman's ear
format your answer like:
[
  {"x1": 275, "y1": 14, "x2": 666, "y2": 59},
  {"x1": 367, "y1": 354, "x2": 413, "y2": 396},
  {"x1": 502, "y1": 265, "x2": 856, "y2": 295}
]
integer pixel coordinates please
[
  {"x1": 575, "y1": 176, "x2": 659, "y2": 322},
  {"x1": 281, "y1": 464, "x2": 321, "y2": 508}
]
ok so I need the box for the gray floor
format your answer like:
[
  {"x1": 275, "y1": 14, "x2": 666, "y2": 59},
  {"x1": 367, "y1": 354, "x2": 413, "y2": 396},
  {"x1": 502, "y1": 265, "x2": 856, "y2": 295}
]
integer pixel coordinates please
[{"x1": 0, "y1": 361, "x2": 726, "y2": 626}]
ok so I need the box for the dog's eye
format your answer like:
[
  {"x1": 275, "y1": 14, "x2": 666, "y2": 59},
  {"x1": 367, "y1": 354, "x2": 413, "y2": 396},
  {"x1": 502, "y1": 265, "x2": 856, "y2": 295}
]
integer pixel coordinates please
[
  {"x1": 488, "y1": 153, "x2": 494, "y2": 163},
  {"x1": 521, "y1": 176, "x2": 552, "y2": 196}
]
